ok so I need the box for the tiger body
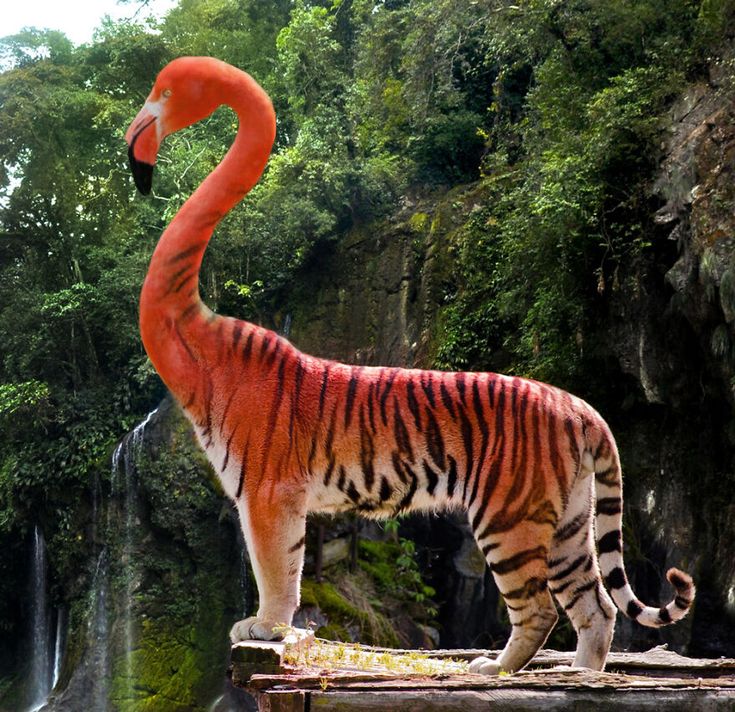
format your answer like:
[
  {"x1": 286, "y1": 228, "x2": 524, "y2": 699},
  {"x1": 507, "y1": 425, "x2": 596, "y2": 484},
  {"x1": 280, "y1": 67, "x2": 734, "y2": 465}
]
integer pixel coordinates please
[
  {"x1": 177, "y1": 311, "x2": 693, "y2": 674},
  {"x1": 127, "y1": 57, "x2": 695, "y2": 675}
]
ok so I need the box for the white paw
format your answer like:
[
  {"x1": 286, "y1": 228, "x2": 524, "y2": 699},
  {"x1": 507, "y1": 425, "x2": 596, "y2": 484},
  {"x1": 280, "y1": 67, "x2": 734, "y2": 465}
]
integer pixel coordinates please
[
  {"x1": 229, "y1": 616, "x2": 284, "y2": 643},
  {"x1": 468, "y1": 655, "x2": 502, "y2": 675}
]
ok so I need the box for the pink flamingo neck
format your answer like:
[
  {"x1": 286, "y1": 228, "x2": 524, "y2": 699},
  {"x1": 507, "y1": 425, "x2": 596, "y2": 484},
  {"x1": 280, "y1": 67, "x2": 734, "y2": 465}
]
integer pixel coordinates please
[{"x1": 139, "y1": 69, "x2": 275, "y2": 394}]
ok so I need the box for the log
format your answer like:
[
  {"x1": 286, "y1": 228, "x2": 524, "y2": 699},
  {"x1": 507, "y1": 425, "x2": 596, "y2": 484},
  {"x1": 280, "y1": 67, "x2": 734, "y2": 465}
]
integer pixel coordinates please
[
  {"x1": 231, "y1": 629, "x2": 314, "y2": 686},
  {"x1": 231, "y1": 638, "x2": 735, "y2": 711}
]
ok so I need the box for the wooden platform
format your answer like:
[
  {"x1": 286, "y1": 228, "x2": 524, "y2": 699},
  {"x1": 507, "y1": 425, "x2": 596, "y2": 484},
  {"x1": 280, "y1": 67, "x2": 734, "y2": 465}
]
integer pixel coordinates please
[{"x1": 231, "y1": 633, "x2": 735, "y2": 711}]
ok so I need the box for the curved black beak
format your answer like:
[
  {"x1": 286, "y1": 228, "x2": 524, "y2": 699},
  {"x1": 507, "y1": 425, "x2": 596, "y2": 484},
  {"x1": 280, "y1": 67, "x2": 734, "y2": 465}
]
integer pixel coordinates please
[{"x1": 128, "y1": 144, "x2": 154, "y2": 195}]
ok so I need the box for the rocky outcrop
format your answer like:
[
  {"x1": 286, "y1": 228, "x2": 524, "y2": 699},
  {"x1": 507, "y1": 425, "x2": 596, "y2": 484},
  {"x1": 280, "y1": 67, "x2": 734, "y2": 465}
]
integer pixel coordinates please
[{"x1": 606, "y1": 49, "x2": 735, "y2": 656}]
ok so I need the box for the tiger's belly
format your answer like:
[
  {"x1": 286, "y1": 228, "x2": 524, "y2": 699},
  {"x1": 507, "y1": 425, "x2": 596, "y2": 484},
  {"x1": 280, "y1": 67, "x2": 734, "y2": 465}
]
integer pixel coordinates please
[{"x1": 305, "y1": 454, "x2": 445, "y2": 518}]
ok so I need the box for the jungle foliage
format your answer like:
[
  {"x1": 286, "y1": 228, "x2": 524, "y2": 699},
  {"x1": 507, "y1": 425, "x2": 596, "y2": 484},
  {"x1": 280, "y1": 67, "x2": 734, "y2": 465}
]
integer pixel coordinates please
[{"x1": 0, "y1": 0, "x2": 734, "y2": 648}]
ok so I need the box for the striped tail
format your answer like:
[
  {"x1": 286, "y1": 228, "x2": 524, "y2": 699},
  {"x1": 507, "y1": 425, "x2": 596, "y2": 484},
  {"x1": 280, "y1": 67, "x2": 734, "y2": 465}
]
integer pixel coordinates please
[{"x1": 592, "y1": 423, "x2": 695, "y2": 627}]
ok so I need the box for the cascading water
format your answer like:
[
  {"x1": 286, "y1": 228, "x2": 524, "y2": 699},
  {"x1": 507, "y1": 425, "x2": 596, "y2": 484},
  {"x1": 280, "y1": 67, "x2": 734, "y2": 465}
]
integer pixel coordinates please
[
  {"x1": 89, "y1": 549, "x2": 111, "y2": 712},
  {"x1": 28, "y1": 526, "x2": 52, "y2": 711},
  {"x1": 52, "y1": 607, "x2": 65, "y2": 690},
  {"x1": 110, "y1": 407, "x2": 158, "y2": 706}
]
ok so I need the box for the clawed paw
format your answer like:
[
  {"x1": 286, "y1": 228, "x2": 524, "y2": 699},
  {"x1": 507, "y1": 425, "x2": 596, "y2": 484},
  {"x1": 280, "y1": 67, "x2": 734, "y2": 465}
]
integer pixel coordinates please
[
  {"x1": 468, "y1": 656, "x2": 502, "y2": 676},
  {"x1": 229, "y1": 616, "x2": 284, "y2": 643}
]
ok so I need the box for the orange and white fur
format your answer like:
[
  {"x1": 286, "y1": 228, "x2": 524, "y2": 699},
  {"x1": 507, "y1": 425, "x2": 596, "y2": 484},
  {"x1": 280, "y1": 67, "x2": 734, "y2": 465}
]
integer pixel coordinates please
[{"x1": 125, "y1": 57, "x2": 694, "y2": 674}]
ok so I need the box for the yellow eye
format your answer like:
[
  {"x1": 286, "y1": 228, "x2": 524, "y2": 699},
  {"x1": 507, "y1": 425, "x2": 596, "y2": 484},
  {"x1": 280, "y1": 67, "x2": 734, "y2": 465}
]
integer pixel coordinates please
[{"x1": 162, "y1": 88, "x2": 172, "y2": 98}]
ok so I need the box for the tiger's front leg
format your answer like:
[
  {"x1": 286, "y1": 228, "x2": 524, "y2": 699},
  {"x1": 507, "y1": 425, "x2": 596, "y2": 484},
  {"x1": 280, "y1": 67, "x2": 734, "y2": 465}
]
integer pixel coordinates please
[{"x1": 229, "y1": 490, "x2": 307, "y2": 643}]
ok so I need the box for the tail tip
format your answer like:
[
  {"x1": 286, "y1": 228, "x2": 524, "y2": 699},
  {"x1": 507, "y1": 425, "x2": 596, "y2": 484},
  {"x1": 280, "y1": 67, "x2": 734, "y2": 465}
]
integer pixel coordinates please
[{"x1": 666, "y1": 567, "x2": 695, "y2": 601}]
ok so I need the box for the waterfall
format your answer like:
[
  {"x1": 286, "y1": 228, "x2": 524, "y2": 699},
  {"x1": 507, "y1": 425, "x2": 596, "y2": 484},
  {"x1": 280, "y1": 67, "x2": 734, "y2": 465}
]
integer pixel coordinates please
[
  {"x1": 89, "y1": 549, "x2": 111, "y2": 712},
  {"x1": 28, "y1": 526, "x2": 52, "y2": 711},
  {"x1": 110, "y1": 407, "x2": 158, "y2": 705},
  {"x1": 52, "y1": 607, "x2": 65, "y2": 690}
]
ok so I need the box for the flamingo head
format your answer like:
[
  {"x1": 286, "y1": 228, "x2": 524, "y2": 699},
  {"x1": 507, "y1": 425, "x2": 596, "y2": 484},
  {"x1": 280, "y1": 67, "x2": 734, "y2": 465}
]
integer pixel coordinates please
[{"x1": 125, "y1": 57, "x2": 232, "y2": 194}]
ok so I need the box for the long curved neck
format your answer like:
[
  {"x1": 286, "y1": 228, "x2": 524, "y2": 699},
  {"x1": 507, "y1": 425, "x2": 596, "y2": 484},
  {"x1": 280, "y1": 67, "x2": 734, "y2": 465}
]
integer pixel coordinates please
[{"x1": 140, "y1": 71, "x2": 275, "y2": 391}]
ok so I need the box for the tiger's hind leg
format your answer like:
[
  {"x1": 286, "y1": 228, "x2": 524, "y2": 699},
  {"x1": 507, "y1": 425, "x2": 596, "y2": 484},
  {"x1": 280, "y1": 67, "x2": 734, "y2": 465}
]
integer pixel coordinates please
[
  {"x1": 470, "y1": 521, "x2": 558, "y2": 674},
  {"x1": 549, "y1": 474, "x2": 616, "y2": 670}
]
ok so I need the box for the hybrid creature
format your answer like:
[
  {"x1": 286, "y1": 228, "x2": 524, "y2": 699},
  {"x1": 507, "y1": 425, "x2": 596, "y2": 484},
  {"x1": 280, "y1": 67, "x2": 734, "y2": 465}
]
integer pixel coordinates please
[{"x1": 125, "y1": 57, "x2": 694, "y2": 674}]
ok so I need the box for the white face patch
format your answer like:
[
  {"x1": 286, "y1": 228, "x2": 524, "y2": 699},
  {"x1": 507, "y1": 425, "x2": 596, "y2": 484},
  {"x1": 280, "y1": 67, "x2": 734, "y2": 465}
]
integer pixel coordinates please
[{"x1": 143, "y1": 99, "x2": 166, "y2": 142}]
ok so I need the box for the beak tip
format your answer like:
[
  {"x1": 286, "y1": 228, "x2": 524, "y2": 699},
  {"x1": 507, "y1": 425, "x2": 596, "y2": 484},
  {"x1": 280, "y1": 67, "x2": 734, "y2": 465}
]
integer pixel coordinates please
[{"x1": 128, "y1": 145, "x2": 154, "y2": 195}]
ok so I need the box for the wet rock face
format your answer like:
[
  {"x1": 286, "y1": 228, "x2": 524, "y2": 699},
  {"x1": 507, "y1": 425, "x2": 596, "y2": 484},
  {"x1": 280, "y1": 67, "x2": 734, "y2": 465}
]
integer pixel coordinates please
[
  {"x1": 607, "y1": 48, "x2": 735, "y2": 657},
  {"x1": 37, "y1": 398, "x2": 250, "y2": 712}
]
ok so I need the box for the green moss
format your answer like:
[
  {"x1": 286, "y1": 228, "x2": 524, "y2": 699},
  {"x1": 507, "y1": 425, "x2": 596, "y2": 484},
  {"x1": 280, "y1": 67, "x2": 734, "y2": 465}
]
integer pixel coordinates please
[
  {"x1": 110, "y1": 614, "x2": 228, "y2": 712},
  {"x1": 300, "y1": 577, "x2": 399, "y2": 647},
  {"x1": 407, "y1": 211, "x2": 430, "y2": 234},
  {"x1": 301, "y1": 579, "x2": 358, "y2": 620},
  {"x1": 356, "y1": 539, "x2": 401, "y2": 590},
  {"x1": 315, "y1": 623, "x2": 350, "y2": 641}
]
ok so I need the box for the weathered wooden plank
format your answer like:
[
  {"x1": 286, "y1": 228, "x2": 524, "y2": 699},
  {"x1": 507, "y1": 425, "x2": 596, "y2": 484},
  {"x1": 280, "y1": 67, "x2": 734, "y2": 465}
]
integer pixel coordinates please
[
  {"x1": 307, "y1": 689, "x2": 735, "y2": 711},
  {"x1": 345, "y1": 644, "x2": 735, "y2": 672},
  {"x1": 231, "y1": 629, "x2": 314, "y2": 686},
  {"x1": 255, "y1": 690, "x2": 306, "y2": 712},
  {"x1": 248, "y1": 669, "x2": 735, "y2": 692}
]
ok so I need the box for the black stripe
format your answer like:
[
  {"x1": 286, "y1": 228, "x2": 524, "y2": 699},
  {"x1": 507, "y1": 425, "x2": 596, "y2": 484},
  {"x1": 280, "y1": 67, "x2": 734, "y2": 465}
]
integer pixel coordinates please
[
  {"x1": 503, "y1": 577, "x2": 547, "y2": 601},
  {"x1": 626, "y1": 600, "x2": 643, "y2": 619},
  {"x1": 264, "y1": 338, "x2": 282, "y2": 369},
  {"x1": 243, "y1": 331, "x2": 254, "y2": 360},
  {"x1": 481, "y1": 540, "x2": 499, "y2": 557},
  {"x1": 469, "y1": 385, "x2": 507, "y2": 534},
  {"x1": 323, "y1": 455, "x2": 336, "y2": 487},
  {"x1": 455, "y1": 372, "x2": 467, "y2": 403},
  {"x1": 337, "y1": 466, "x2": 347, "y2": 492},
  {"x1": 563, "y1": 579, "x2": 598, "y2": 611},
  {"x1": 596, "y1": 497, "x2": 622, "y2": 516},
  {"x1": 467, "y1": 378, "x2": 491, "y2": 509},
  {"x1": 379, "y1": 477, "x2": 393, "y2": 502},
  {"x1": 491, "y1": 546, "x2": 547, "y2": 576},
  {"x1": 288, "y1": 536, "x2": 306, "y2": 553},
  {"x1": 424, "y1": 406, "x2": 446, "y2": 471},
  {"x1": 221, "y1": 427, "x2": 236, "y2": 473},
  {"x1": 367, "y1": 382, "x2": 377, "y2": 434},
  {"x1": 232, "y1": 322, "x2": 244, "y2": 350},
  {"x1": 236, "y1": 444, "x2": 248, "y2": 498},
  {"x1": 260, "y1": 335, "x2": 271, "y2": 358},
  {"x1": 406, "y1": 380, "x2": 422, "y2": 430},
  {"x1": 598, "y1": 530, "x2": 622, "y2": 554},
  {"x1": 346, "y1": 480, "x2": 360, "y2": 503},
  {"x1": 359, "y1": 409, "x2": 376, "y2": 492},
  {"x1": 421, "y1": 372, "x2": 436, "y2": 409},
  {"x1": 595, "y1": 466, "x2": 618, "y2": 485},
  {"x1": 180, "y1": 303, "x2": 199, "y2": 323},
  {"x1": 393, "y1": 398, "x2": 414, "y2": 461},
  {"x1": 345, "y1": 371, "x2": 359, "y2": 429},
  {"x1": 168, "y1": 242, "x2": 206, "y2": 265},
  {"x1": 550, "y1": 554, "x2": 590, "y2": 582},
  {"x1": 423, "y1": 460, "x2": 439, "y2": 496},
  {"x1": 549, "y1": 579, "x2": 574, "y2": 596},
  {"x1": 446, "y1": 455, "x2": 458, "y2": 499},
  {"x1": 379, "y1": 369, "x2": 398, "y2": 426},
  {"x1": 440, "y1": 380, "x2": 456, "y2": 419},
  {"x1": 554, "y1": 511, "x2": 588, "y2": 542},
  {"x1": 605, "y1": 567, "x2": 626, "y2": 590},
  {"x1": 396, "y1": 463, "x2": 418, "y2": 512},
  {"x1": 487, "y1": 377, "x2": 496, "y2": 408},
  {"x1": 171, "y1": 270, "x2": 194, "y2": 294},
  {"x1": 392, "y1": 451, "x2": 408, "y2": 484},
  {"x1": 166, "y1": 263, "x2": 191, "y2": 292},
  {"x1": 318, "y1": 365, "x2": 330, "y2": 417},
  {"x1": 658, "y1": 606, "x2": 672, "y2": 624},
  {"x1": 459, "y1": 404, "x2": 474, "y2": 503}
]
